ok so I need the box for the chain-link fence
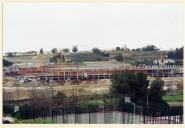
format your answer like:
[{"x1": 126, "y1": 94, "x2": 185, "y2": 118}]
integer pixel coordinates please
[{"x1": 47, "y1": 105, "x2": 182, "y2": 124}]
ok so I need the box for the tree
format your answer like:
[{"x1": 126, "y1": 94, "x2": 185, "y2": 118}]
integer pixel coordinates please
[
  {"x1": 113, "y1": 54, "x2": 123, "y2": 62},
  {"x1": 101, "y1": 51, "x2": 109, "y2": 57},
  {"x1": 63, "y1": 48, "x2": 70, "y2": 53},
  {"x1": 40, "y1": 48, "x2": 43, "y2": 55},
  {"x1": 147, "y1": 77, "x2": 169, "y2": 109},
  {"x1": 142, "y1": 45, "x2": 160, "y2": 51},
  {"x1": 3, "y1": 59, "x2": 13, "y2": 67},
  {"x1": 120, "y1": 47, "x2": 125, "y2": 51},
  {"x1": 5, "y1": 52, "x2": 14, "y2": 57},
  {"x1": 52, "y1": 92, "x2": 66, "y2": 106},
  {"x1": 136, "y1": 48, "x2": 141, "y2": 51},
  {"x1": 110, "y1": 72, "x2": 169, "y2": 110},
  {"x1": 178, "y1": 47, "x2": 183, "y2": 59},
  {"x1": 110, "y1": 72, "x2": 149, "y2": 105},
  {"x1": 167, "y1": 47, "x2": 183, "y2": 59},
  {"x1": 59, "y1": 51, "x2": 65, "y2": 63},
  {"x1": 72, "y1": 45, "x2": 78, "y2": 53},
  {"x1": 92, "y1": 48, "x2": 109, "y2": 57},
  {"x1": 51, "y1": 48, "x2": 58, "y2": 54},
  {"x1": 136, "y1": 73, "x2": 150, "y2": 101},
  {"x1": 110, "y1": 72, "x2": 131, "y2": 95},
  {"x1": 148, "y1": 78, "x2": 166, "y2": 103},
  {"x1": 92, "y1": 47, "x2": 102, "y2": 54},
  {"x1": 167, "y1": 51, "x2": 174, "y2": 59},
  {"x1": 116, "y1": 47, "x2": 121, "y2": 51},
  {"x1": 50, "y1": 55, "x2": 58, "y2": 63}
]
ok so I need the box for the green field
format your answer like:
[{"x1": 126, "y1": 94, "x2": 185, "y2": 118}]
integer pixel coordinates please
[
  {"x1": 15, "y1": 117, "x2": 56, "y2": 124},
  {"x1": 162, "y1": 90, "x2": 183, "y2": 103}
]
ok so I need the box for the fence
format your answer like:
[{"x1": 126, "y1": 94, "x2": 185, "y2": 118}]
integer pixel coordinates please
[
  {"x1": 3, "y1": 89, "x2": 183, "y2": 124},
  {"x1": 8, "y1": 106, "x2": 183, "y2": 124}
]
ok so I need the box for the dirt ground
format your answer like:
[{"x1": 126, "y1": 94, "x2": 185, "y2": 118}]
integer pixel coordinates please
[
  {"x1": 3, "y1": 77, "x2": 111, "y2": 101},
  {"x1": 3, "y1": 76, "x2": 183, "y2": 101}
]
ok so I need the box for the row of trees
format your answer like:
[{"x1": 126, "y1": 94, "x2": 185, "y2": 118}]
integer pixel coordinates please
[
  {"x1": 4, "y1": 90, "x2": 67, "y2": 119},
  {"x1": 115, "y1": 45, "x2": 160, "y2": 52},
  {"x1": 51, "y1": 48, "x2": 71, "y2": 54},
  {"x1": 51, "y1": 46, "x2": 78, "y2": 55},
  {"x1": 92, "y1": 48, "x2": 109, "y2": 57},
  {"x1": 110, "y1": 72, "x2": 168, "y2": 108},
  {"x1": 167, "y1": 47, "x2": 183, "y2": 59},
  {"x1": 141, "y1": 45, "x2": 160, "y2": 51},
  {"x1": 39, "y1": 46, "x2": 78, "y2": 55},
  {"x1": 115, "y1": 46, "x2": 130, "y2": 51},
  {"x1": 3, "y1": 59, "x2": 13, "y2": 67},
  {"x1": 92, "y1": 47, "x2": 125, "y2": 62}
]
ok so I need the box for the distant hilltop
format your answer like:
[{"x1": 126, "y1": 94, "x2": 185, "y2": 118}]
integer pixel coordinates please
[{"x1": 4, "y1": 44, "x2": 183, "y2": 56}]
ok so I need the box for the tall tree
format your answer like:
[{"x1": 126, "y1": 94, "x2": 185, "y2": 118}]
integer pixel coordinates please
[
  {"x1": 110, "y1": 72, "x2": 149, "y2": 105},
  {"x1": 92, "y1": 47, "x2": 102, "y2": 54},
  {"x1": 142, "y1": 45, "x2": 160, "y2": 51},
  {"x1": 113, "y1": 54, "x2": 123, "y2": 62},
  {"x1": 63, "y1": 48, "x2": 70, "y2": 53},
  {"x1": 40, "y1": 48, "x2": 43, "y2": 55},
  {"x1": 167, "y1": 47, "x2": 183, "y2": 59},
  {"x1": 72, "y1": 45, "x2": 78, "y2": 54},
  {"x1": 116, "y1": 47, "x2": 121, "y2": 51},
  {"x1": 51, "y1": 48, "x2": 58, "y2": 55},
  {"x1": 148, "y1": 78, "x2": 166, "y2": 104},
  {"x1": 3, "y1": 59, "x2": 13, "y2": 67}
]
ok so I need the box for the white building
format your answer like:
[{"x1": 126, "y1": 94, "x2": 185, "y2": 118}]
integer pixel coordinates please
[{"x1": 153, "y1": 59, "x2": 175, "y2": 65}]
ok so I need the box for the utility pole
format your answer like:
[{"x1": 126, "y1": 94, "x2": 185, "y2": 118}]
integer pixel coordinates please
[
  {"x1": 75, "y1": 86, "x2": 78, "y2": 120},
  {"x1": 170, "y1": 69, "x2": 176, "y2": 95},
  {"x1": 146, "y1": 95, "x2": 149, "y2": 109},
  {"x1": 50, "y1": 81, "x2": 54, "y2": 106},
  {"x1": 16, "y1": 88, "x2": 20, "y2": 101},
  {"x1": 125, "y1": 97, "x2": 136, "y2": 124},
  {"x1": 72, "y1": 83, "x2": 76, "y2": 123},
  {"x1": 31, "y1": 79, "x2": 36, "y2": 120}
]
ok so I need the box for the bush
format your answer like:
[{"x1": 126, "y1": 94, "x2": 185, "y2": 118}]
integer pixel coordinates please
[
  {"x1": 113, "y1": 54, "x2": 123, "y2": 62},
  {"x1": 3, "y1": 59, "x2": 13, "y2": 67},
  {"x1": 167, "y1": 47, "x2": 183, "y2": 59},
  {"x1": 142, "y1": 45, "x2": 160, "y2": 51},
  {"x1": 3, "y1": 104, "x2": 14, "y2": 114},
  {"x1": 14, "y1": 112, "x2": 21, "y2": 120},
  {"x1": 69, "y1": 53, "x2": 108, "y2": 63},
  {"x1": 52, "y1": 92, "x2": 66, "y2": 106}
]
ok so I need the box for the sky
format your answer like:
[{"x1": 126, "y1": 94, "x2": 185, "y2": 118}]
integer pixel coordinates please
[{"x1": 3, "y1": 3, "x2": 184, "y2": 53}]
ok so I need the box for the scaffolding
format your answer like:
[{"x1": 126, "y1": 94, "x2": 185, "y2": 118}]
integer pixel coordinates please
[{"x1": 8, "y1": 64, "x2": 183, "y2": 82}]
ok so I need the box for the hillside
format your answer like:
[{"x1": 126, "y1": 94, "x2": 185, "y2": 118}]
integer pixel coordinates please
[
  {"x1": 3, "y1": 51, "x2": 168, "y2": 65},
  {"x1": 4, "y1": 54, "x2": 53, "y2": 64}
]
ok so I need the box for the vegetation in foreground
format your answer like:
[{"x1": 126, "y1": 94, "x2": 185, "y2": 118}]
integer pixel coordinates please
[
  {"x1": 162, "y1": 90, "x2": 183, "y2": 103},
  {"x1": 110, "y1": 72, "x2": 169, "y2": 108},
  {"x1": 14, "y1": 117, "x2": 56, "y2": 124}
]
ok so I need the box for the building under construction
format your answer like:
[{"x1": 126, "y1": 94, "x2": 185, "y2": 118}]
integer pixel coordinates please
[{"x1": 5, "y1": 62, "x2": 183, "y2": 82}]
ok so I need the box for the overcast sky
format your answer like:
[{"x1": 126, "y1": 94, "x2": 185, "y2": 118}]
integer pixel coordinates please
[{"x1": 3, "y1": 3, "x2": 184, "y2": 53}]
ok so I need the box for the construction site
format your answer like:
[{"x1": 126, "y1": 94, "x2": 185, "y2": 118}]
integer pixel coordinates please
[{"x1": 3, "y1": 50, "x2": 184, "y2": 124}]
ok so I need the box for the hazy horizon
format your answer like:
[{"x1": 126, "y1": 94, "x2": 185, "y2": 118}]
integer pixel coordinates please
[
  {"x1": 3, "y1": 44, "x2": 183, "y2": 53},
  {"x1": 3, "y1": 3, "x2": 184, "y2": 53}
]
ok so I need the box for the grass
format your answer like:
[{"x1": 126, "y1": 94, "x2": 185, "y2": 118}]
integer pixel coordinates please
[
  {"x1": 4, "y1": 50, "x2": 165, "y2": 64},
  {"x1": 68, "y1": 52, "x2": 108, "y2": 63},
  {"x1": 14, "y1": 117, "x2": 59, "y2": 124},
  {"x1": 77, "y1": 99, "x2": 104, "y2": 108},
  {"x1": 77, "y1": 97, "x2": 119, "y2": 108},
  {"x1": 78, "y1": 90, "x2": 183, "y2": 107},
  {"x1": 162, "y1": 90, "x2": 183, "y2": 103},
  {"x1": 79, "y1": 90, "x2": 183, "y2": 107}
]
